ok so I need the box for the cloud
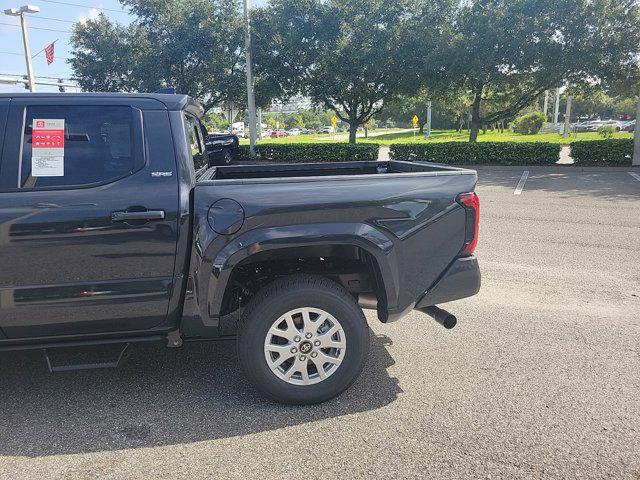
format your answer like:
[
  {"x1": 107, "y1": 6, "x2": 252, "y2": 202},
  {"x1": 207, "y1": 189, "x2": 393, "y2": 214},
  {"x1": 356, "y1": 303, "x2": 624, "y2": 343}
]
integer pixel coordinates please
[{"x1": 77, "y1": 8, "x2": 100, "y2": 24}]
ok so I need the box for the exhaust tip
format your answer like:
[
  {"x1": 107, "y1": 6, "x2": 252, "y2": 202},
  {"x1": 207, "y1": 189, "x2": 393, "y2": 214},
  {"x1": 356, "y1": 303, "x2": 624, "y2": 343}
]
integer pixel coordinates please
[{"x1": 419, "y1": 306, "x2": 457, "y2": 329}]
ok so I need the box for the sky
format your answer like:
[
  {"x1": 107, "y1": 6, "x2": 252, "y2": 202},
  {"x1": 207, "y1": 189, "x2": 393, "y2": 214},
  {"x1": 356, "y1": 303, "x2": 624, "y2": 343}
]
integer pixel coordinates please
[{"x1": 0, "y1": 0, "x2": 268, "y2": 93}]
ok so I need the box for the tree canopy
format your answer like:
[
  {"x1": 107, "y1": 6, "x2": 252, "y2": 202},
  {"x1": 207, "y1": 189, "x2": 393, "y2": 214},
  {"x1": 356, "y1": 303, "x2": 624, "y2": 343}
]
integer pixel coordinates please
[
  {"x1": 421, "y1": 0, "x2": 640, "y2": 140},
  {"x1": 70, "y1": 0, "x2": 245, "y2": 111}
]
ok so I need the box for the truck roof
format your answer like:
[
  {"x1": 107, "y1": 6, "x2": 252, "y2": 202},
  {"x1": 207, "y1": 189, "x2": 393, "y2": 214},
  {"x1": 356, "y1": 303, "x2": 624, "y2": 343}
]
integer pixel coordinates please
[{"x1": 0, "y1": 92, "x2": 204, "y2": 116}]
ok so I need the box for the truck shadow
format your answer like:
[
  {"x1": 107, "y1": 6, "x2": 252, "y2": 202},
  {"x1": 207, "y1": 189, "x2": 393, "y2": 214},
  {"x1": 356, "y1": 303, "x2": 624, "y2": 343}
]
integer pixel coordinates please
[{"x1": 0, "y1": 331, "x2": 401, "y2": 457}]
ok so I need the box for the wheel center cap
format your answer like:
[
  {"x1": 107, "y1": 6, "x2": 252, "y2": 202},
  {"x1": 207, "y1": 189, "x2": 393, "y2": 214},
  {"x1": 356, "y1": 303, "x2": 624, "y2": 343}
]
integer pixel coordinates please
[{"x1": 299, "y1": 341, "x2": 313, "y2": 354}]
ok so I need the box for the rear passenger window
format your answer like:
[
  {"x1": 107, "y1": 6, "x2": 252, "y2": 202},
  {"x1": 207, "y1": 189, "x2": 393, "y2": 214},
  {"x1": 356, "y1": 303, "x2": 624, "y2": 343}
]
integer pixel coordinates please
[
  {"x1": 184, "y1": 114, "x2": 206, "y2": 170},
  {"x1": 20, "y1": 105, "x2": 138, "y2": 189}
]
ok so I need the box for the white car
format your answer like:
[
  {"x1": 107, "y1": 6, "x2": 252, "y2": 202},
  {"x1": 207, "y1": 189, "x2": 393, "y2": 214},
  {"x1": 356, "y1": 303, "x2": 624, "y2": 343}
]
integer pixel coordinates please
[{"x1": 287, "y1": 128, "x2": 302, "y2": 136}]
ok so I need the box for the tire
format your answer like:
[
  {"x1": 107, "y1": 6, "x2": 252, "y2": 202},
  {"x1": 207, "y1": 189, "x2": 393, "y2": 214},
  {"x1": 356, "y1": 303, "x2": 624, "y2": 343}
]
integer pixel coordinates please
[
  {"x1": 237, "y1": 274, "x2": 370, "y2": 405},
  {"x1": 221, "y1": 148, "x2": 233, "y2": 165}
]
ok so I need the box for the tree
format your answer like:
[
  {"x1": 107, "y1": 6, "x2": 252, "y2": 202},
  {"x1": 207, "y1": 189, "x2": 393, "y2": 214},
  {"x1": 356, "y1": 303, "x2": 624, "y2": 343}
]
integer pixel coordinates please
[
  {"x1": 253, "y1": 0, "x2": 447, "y2": 143},
  {"x1": 69, "y1": 0, "x2": 246, "y2": 112},
  {"x1": 424, "y1": 0, "x2": 640, "y2": 141}
]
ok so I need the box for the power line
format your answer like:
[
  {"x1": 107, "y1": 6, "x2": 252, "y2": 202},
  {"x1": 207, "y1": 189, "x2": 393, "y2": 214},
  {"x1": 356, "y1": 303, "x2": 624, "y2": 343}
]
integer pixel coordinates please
[
  {"x1": 0, "y1": 22, "x2": 71, "y2": 34},
  {"x1": 36, "y1": 0, "x2": 129, "y2": 14},
  {"x1": 0, "y1": 51, "x2": 71, "y2": 60},
  {"x1": 31, "y1": 16, "x2": 75, "y2": 24},
  {"x1": 0, "y1": 73, "x2": 75, "y2": 80}
]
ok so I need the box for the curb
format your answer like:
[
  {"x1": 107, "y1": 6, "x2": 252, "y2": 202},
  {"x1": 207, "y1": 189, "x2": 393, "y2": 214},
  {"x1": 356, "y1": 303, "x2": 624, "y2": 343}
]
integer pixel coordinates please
[{"x1": 467, "y1": 165, "x2": 639, "y2": 173}]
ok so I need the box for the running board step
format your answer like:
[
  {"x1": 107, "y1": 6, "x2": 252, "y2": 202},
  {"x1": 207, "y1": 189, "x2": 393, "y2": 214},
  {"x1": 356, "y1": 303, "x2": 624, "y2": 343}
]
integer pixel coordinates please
[{"x1": 43, "y1": 343, "x2": 132, "y2": 373}]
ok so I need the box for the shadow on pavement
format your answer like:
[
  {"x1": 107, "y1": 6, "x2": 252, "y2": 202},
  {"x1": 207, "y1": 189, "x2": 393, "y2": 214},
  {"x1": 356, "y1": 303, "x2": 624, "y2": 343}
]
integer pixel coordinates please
[
  {"x1": 477, "y1": 169, "x2": 640, "y2": 201},
  {"x1": 0, "y1": 331, "x2": 401, "y2": 457}
]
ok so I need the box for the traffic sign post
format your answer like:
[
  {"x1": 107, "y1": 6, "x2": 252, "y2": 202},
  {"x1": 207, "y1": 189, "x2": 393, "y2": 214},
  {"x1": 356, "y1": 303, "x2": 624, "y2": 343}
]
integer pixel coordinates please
[
  {"x1": 412, "y1": 115, "x2": 419, "y2": 137},
  {"x1": 331, "y1": 115, "x2": 338, "y2": 140}
]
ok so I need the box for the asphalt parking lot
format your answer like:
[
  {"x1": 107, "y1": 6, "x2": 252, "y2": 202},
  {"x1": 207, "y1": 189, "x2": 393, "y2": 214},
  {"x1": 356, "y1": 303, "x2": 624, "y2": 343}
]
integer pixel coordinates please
[{"x1": 1, "y1": 166, "x2": 639, "y2": 479}]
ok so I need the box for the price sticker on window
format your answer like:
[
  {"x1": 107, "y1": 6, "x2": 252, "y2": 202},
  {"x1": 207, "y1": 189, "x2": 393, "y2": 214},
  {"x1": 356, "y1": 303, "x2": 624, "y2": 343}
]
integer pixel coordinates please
[{"x1": 32, "y1": 119, "x2": 65, "y2": 177}]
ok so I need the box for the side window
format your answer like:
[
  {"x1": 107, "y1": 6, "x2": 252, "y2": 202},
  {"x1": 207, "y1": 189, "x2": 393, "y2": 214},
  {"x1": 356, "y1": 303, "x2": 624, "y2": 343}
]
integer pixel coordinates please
[
  {"x1": 184, "y1": 114, "x2": 206, "y2": 169},
  {"x1": 20, "y1": 105, "x2": 137, "y2": 189}
]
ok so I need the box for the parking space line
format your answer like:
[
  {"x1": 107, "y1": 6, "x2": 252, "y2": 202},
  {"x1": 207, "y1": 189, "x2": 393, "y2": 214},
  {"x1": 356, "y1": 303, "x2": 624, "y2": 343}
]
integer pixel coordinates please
[
  {"x1": 514, "y1": 170, "x2": 529, "y2": 195},
  {"x1": 628, "y1": 172, "x2": 640, "y2": 182}
]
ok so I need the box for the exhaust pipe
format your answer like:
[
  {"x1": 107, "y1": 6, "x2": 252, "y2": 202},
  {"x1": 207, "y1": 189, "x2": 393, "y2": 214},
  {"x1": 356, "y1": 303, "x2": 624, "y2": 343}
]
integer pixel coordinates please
[{"x1": 419, "y1": 306, "x2": 457, "y2": 329}]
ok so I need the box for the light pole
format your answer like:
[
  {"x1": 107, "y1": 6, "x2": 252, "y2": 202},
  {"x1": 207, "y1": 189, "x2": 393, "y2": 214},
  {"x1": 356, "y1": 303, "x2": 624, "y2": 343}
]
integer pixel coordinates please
[
  {"x1": 425, "y1": 100, "x2": 432, "y2": 139},
  {"x1": 243, "y1": 0, "x2": 257, "y2": 156},
  {"x1": 633, "y1": 102, "x2": 640, "y2": 167},
  {"x1": 4, "y1": 5, "x2": 40, "y2": 93}
]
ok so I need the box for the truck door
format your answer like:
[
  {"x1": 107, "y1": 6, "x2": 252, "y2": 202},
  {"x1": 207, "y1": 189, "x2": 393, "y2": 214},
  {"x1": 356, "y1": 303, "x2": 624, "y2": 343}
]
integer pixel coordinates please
[{"x1": 0, "y1": 98, "x2": 180, "y2": 338}]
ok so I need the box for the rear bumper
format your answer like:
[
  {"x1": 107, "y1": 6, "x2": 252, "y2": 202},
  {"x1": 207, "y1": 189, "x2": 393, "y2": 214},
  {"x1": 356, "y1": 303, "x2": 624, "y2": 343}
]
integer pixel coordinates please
[{"x1": 415, "y1": 256, "x2": 481, "y2": 308}]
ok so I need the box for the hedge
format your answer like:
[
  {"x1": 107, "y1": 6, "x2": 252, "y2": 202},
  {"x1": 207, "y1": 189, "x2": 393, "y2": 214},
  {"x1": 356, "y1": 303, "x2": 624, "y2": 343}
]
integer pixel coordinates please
[
  {"x1": 570, "y1": 139, "x2": 633, "y2": 166},
  {"x1": 390, "y1": 142, "x2": 561, "y2": 165},
  {"x1": 238, "y1": 143, "x2": 379, "y2": 163}
]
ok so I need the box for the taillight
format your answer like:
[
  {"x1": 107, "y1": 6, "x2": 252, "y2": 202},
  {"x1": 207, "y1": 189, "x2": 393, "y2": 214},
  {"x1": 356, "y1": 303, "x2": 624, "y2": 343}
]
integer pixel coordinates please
[{"x1": 456, "y1": 192, "x2": 479, "y2": 257}]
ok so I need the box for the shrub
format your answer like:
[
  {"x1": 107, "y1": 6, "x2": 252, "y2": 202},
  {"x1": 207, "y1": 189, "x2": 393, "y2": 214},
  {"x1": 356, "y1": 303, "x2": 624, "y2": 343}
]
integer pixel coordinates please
[
  {"x1": 597, "y1": 125, "x2": 615, "y2": 139},
  {"x1": 570, "y1": 139, "x2": 633, "y2": 166},
  {"x1": 238, "y1": 143, "x2": 380, "y2": 163},
  {"x1": 389, "y1": 142, "x2": 560, "y2": 166},
  {"x1": 512, "y1": 112, "x2": 547, "y2": 135}
]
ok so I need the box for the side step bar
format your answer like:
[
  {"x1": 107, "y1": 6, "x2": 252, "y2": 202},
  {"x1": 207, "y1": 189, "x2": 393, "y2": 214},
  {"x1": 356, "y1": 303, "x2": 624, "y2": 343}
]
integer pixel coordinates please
[{"x1": 42, "y1": 343, "x2": 132, "y2": 373}]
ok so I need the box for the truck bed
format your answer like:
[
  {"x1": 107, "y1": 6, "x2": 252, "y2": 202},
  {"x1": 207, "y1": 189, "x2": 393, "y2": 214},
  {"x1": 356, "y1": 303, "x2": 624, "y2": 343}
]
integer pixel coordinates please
[
  {"x1": 190, "y1": 159, "x2": 477, "y2": 322},
  {"x1": 197, "y1": 160, "x2": 472, "y2": 182}
]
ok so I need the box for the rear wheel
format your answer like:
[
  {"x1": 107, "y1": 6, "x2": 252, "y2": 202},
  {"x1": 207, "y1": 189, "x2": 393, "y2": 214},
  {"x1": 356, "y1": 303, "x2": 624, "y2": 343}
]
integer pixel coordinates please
[
  {"x1": 221, "y1": 148, "x2": 233, "y2": 165},
  {"x1": 237, "y1": 275, "x2": 370, "y2": 404}
]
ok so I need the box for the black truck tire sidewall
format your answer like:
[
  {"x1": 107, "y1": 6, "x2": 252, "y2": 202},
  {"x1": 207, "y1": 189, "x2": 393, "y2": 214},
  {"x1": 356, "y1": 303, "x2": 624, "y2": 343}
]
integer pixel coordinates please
[
  {"x1": 223, "y1": 148, "x2": 232, "y2": 165},
  {"x1": 238, "y1": 275, "x2": 370, "y2": 405}
]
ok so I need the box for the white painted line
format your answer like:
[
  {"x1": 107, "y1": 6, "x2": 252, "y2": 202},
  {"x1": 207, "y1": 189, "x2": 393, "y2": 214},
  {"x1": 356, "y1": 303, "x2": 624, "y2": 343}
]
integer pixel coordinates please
[
  {"x1": 514, "y1": 170, "x2": 529, "y2": 195},
  {"x1": 628, "y1": 172, "x2": 640, "y2": 182}
]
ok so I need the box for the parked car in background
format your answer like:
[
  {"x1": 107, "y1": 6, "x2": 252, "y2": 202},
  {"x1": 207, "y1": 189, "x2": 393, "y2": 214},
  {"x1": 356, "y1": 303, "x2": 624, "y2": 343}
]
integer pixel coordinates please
[
  {"x1": 620, "y1": 119, "x2": 636, "y2": 132},
  {"x1": 271, "y1": 130, "x2": 288, "y2": 138},
  {"x1": 287, "y1": 128, "x2": 302, "y2": 136},
  {"x1": 204, "y1": 130, "x2": 240, "y2": 166},
  {"x1": 319, "y1": 126, "x2": 334, "y2": 134}
]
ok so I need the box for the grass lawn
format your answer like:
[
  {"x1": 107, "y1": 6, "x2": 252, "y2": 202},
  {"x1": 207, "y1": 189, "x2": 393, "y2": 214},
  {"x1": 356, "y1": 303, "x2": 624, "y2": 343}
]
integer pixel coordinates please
[
  {"x1": 360, "y1": 129, "x2": 634, "y2": 145},
  {"x1": 241, "y1": 128, "x2": 633, "y2": 145}
]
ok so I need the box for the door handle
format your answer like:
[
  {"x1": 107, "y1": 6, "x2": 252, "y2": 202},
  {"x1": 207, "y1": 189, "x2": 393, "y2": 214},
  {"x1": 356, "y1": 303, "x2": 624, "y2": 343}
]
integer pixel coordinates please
[{"x1": 111, "y1": 209, "x2": 165, "y2": 222}]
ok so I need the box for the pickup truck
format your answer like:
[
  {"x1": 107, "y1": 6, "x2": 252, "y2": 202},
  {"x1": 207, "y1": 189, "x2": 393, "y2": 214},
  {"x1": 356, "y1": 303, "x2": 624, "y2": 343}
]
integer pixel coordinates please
[{"x1": 0, "y1": 93, "x2": 480, "y2": 404}]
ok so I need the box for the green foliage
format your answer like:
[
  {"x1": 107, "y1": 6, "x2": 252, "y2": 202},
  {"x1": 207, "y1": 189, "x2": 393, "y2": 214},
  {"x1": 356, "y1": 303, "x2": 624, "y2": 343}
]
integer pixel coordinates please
[
  {"x1": 570, "y1": 139, "x2": 633, "y2": 166},
  {"x1": 420, "y1": 0, "x2": 640, "y2": 141},
  {"x1": 239, "y1": 143, "x2": 380, "y2": 163},
  {"x1": 596, "y1": 125, "x2": 616, "y2": 139},
  {"x1": 512, "y1": 112, "x2": 546, "y2": 135},
  {"x1": 252, "y1": 0, "x2": 447, "y2": 143},
  {"x1": 389, "y1": 142, "x2": 560, "y2": 165},
  {"x1": 70, "y1": 0, "x2": 245, "y2": 111},
  {"x1": 203, "y1": 111, "x2": 229, "y2": 132}
]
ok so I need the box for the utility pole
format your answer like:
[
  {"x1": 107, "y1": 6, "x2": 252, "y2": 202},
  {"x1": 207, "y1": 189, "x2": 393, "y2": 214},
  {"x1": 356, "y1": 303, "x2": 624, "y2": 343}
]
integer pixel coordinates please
[
  {"x1": 243, "y1": 0, "x2": 257, "y2": 156},
  {"x1": 4, "y1": 5, "x2": 40, "y2": 93},
  {"x1": 633, "y1": 102, "x2": 640, "y2": 167},
  {"x1": 563, "y1": 95, "x2": 572, "y2": 139},
  {"x1": 543, "y1": 90, "x2": 549, "y2": 119},
  {"x1": 553, "y1": 87, "x2": 561, "y2": 126},
  {"x1": 425, "y1": 100, "x2": 432, "y2": 139}
]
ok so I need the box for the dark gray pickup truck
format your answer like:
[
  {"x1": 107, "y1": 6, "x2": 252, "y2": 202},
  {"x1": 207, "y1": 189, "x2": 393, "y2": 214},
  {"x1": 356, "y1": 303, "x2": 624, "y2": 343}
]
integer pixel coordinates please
[{"x1": 0, "y1": 93, "x2": 480, "y2": 404}]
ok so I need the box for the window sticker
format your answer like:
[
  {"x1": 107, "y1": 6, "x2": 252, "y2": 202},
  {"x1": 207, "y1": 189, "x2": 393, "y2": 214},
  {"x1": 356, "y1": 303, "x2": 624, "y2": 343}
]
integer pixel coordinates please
[{"x1": 31, "y1": 119, "x2": 65, "y2": 177}]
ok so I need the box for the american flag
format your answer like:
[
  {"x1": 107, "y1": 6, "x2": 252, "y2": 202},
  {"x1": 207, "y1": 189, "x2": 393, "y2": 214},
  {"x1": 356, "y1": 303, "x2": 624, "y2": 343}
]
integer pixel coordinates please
[{"x1": 45, "y1": 43, "x2": 55, "y2": 65}]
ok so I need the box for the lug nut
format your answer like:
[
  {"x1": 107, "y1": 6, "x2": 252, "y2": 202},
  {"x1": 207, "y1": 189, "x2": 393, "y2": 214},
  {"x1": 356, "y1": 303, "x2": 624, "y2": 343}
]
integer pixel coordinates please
[
  {"x1": 311, "y1": 352, "x2": 318, "y2": 358},
  {"x1": 290, "y1": 347, "x2": 298, "y2": 354},
  {"x1": 299, "y1": 355, "x2": 306, "y2": 361},
  {"x1": 305, "y1": 332, "x2": 312, "y2": 339},
  {"x1": 294, "y1": 336, "x2": 301, "y2": 342},
  {"x1": 314, "y1": 340, "x2": 321, "y2": 346}
]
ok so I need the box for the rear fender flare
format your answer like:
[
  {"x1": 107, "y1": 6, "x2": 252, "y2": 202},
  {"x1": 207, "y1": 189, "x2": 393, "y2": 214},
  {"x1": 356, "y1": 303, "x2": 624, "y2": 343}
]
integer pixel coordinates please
[{"x1": 200, "y1": 223, "x2": 400, "y2": 319}]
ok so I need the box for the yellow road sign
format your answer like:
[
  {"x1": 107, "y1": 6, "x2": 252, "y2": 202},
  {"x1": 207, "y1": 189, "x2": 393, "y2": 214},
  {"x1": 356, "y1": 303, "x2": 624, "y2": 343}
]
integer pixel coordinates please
[
  {"x1": 331, "y1": 115, "x2": 338, "y2": 127},
  {"x1": 412, "y1": 115, "x2": 419, "y2": 128}
]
